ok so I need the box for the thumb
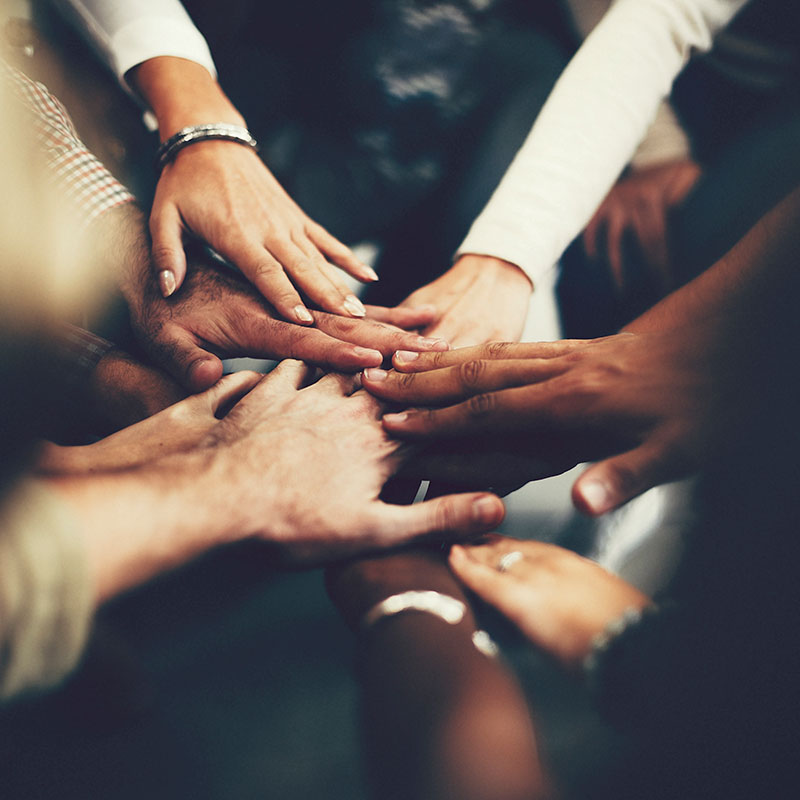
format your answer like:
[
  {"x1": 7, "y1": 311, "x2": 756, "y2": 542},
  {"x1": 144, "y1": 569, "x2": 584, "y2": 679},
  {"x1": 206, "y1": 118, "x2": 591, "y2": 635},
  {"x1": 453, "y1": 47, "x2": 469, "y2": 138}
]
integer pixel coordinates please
[
  {"x1": 150, "y1": 205, "x2": 187, "y2": 297},
  {"x1": 149, "y1": 326, "x2": 224, "y2": 392},
  {"x1": 371, "y1": 491, "x2": 505, "y2": 545},
  {"x1": 200, "y1": 370, "x2": 264, "y2": 415},
  {"x1": 572, "y1": 441, "x2": 674, "y2": 516}
]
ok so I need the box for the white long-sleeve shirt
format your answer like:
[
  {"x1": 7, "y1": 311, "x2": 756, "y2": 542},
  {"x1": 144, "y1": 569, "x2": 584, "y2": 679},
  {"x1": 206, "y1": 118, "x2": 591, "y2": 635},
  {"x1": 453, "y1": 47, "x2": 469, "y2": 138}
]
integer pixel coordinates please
[{"x1": 59, "y1": 0, "x2": 748, "y2": 286}]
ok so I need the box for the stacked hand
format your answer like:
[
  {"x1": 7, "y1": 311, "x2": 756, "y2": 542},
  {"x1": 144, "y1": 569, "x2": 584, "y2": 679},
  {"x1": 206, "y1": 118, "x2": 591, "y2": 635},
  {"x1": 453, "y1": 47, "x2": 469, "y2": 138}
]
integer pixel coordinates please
[
  {"x1": 363, "y1": 322, "x2": 739, "y2": 515},
  {"x1": 448, "y1": 535, "x2": 650, "y2": 669}
]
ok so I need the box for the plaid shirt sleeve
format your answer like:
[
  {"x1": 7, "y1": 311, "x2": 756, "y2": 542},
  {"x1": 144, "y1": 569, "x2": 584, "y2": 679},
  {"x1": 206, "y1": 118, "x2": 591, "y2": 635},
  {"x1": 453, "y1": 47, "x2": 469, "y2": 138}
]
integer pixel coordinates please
[{"x1": 0, "y1": 59, "x2": 135, "y2": 227}]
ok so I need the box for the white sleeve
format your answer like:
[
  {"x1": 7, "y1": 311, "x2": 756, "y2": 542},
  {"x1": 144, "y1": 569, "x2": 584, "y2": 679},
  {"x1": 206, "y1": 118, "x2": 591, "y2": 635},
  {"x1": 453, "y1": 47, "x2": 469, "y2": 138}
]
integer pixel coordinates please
[
  {"x1": 53, "y1": 0, "x2": 216, "y2": 88},
  {"x1": 456, "y1": 0, "x2": 748, "y2": 286}
]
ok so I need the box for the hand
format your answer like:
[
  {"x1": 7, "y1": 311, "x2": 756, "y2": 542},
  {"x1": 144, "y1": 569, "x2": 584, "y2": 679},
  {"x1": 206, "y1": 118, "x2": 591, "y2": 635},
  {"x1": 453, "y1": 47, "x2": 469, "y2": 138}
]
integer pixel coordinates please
[
  {"x1": 448, "y1": 536, "x2": 650, "y2": 669},
  {"x1": 363, "y1": 325, "x2": 740, "y2": 515},
  {"x1": 583, "y1": 160, "x2": 701, "y2": 293},
  {"x1": 195, "y1": 360, "x2": 506, "y2": 565},
  {"x1": 132, "y1": 56, "x2": 374, "y2": 321},
  {"x1": 129, "y1": 253, "x2": 447, "y2": 392},
  {"x1": 151, "y1": 142, "x2": 378, "y2": 321},
  {"x1": 400, "y1": 254, "x2": 532, "y2": 347}
]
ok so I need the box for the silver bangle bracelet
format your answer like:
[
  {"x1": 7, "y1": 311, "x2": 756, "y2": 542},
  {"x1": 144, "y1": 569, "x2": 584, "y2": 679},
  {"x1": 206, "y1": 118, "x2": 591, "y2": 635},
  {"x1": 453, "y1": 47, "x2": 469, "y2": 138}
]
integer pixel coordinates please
[
  {"x1": 155, "y1": 123, "x2": 258, "y2": 172},
  {"x1": 361, "y1": 590, "x2": 467, "y2": 631}
]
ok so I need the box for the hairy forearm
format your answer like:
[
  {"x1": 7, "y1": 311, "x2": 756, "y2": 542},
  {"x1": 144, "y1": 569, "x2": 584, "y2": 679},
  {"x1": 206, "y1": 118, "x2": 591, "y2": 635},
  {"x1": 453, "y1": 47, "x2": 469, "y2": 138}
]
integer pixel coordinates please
[
  {"x1": 626, "y1": 184, "x2": 800, "y2": 334},
  {"x1": 130, "y1": 56, "x2": 245, "y2": 139}
]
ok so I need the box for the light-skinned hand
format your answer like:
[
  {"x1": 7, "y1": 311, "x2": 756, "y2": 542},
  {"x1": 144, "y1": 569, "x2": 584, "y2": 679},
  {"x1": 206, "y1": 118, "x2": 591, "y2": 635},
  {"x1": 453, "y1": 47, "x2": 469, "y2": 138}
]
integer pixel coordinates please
[{"x1": 449, "y1": 535, "x2": 650, "y2": 669}]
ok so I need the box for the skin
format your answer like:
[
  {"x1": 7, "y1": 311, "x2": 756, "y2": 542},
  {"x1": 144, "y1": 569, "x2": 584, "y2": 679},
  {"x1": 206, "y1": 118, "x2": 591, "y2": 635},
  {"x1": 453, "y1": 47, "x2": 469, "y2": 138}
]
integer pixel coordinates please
[
  {"x1": 448, "y1": 535, "x2": 650, "y2": 670},
  {"x1": 106, "y1": 204, "x2": 448, "y2": 392},
  {"x1": 401, "y1": 254, "x2": 533, "y2": 347},
  {"x1": 47, "y1": 361, "x2": 506, "y2": 603},
  {"x1": 583, "y1": 159, "x2": 702, "y2": 294},
  {"x1": 133, "y1": 57, "x2": 373, "y2": 321},
  {"x1": 363, "y1": 184, "x2": 800, "y2": 514}
]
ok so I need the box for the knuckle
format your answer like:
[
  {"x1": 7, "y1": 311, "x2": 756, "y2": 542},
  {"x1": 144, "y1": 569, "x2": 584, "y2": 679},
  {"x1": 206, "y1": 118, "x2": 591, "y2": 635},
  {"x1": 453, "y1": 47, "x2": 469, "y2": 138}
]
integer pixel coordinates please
[
  {"x1": 485, "y1": 341, "x2": 511, "y2": 359},
  {"x1": 432, "y1": 497, "x2": 457, "y2": 532},
  {"x1": 466, "y1": 392, "x2": 495, "y2": 419},
  {"x1": 396, "y1": 371, "x2": 418, "y2": 391},
  {"x1": 458, "y1": 359, "x2": 485, "y2": 389}
]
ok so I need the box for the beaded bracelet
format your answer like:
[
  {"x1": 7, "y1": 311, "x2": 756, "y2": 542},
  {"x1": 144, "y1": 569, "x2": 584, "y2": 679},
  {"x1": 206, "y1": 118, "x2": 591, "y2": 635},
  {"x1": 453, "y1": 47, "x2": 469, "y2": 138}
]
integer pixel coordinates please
[{"x1": 155, "y1": 123, "x2": 258, "y2": 172}]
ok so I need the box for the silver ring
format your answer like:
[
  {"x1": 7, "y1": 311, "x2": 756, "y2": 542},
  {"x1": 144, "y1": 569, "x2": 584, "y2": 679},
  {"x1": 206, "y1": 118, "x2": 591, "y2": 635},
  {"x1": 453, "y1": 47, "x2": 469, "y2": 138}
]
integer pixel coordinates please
[{"x1": 496, "y1": 550, "x2": 524, "y2": 573}]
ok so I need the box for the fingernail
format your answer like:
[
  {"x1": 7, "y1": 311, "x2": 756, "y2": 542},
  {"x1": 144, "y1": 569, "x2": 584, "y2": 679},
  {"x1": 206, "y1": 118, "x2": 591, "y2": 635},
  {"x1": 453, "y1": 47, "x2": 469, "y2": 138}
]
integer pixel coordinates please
[
  {"x1": 417, "y1": 337, "x2": 449, "y2": 351},
  {"x1": 363, "y1": 368, "x2": 388, "y2": 382},
  {"x1": 383, "y1": 412, "x2": 408, "y2": 425},
  {"x1": 579, "y1": 480, "x2": 610, "y2": 514},
  {"x1": 344, "y1": 295, "x2": 366, "y2": 317},
  {"x1": 294, "y1": 305, "x2": 314, "y2": 323},
  {"x1": 395, "y1": 350, "x2": 419, "y2": 363},
  {"x1": 472, "y1": 495, "x2": 500, "y2": 524},
  {"x1": 361, "y1": 264, "x2": 379, "y2": 281},
  {"x1": 159, "y1": 270, "x2": 176, "y2": 297},
  {"x1": 353, "y1": 346, "x2": 382, "y2": 363}
]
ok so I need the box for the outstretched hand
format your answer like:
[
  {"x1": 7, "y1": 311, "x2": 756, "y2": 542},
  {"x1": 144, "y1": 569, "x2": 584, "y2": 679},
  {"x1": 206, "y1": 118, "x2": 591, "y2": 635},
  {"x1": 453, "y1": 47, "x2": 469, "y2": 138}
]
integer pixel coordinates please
[
  {"x1": 128, "y1": 251, "x2": 447, "y2": 392},
  {"x1": 448, "y1": 535, "x2": 650, "y2": 669},
  {"x1": 363, "y1": 324, "x2": 740, "y2": 515}
]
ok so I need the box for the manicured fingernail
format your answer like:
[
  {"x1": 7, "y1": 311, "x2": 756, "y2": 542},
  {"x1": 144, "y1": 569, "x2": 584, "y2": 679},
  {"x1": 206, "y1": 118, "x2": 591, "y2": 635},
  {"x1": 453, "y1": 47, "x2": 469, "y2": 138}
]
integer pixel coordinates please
[
  {"x1": 472, "y1": 495, "x2": 500, "y2": 524},
  {"x1": 344, "y1": 295, "x2": 366, "y2": 317},
  {"x1": 361, "y1": 264, "x2": 379, "y2": 281},
  {"x1": 159, "y1": 270, "x2": 176, "y2": 297},
  {"x1": 294, "y1": 305, "x2": 314, "y2": 323},
  {"x1": 418, "y1": 337, "x2": 449, "y2": 350},
  {"x1": 383, "y1": 412, "x2": 409, "y2": 425},
  {"x1": 579, "y1": 480, "x2": 610, "y2": 514},
  {"x1": 395, "y1": 350, "x2": 419, "y2": 363},
  {"x1": 353, "y1": 346, "x2": 382, "y2": 362},
  {"x1": 363, "y1": 368, "x2": 388, "y2": 382}
]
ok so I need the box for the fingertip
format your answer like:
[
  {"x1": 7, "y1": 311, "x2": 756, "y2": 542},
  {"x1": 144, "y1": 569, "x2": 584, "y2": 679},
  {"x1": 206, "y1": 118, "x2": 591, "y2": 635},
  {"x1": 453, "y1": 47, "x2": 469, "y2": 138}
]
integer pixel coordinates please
[
  {"x1": 472, "y1": 493, "x2": 505, "y2": 527},
  {"x1": 343, "y1": 295, "x2": 367, "y2": 318},
  {"x1": 158, "y1": 270, "x2": 177, "y2": 298},
  {"x1": 352, "y1": 346, "x2": 383, "y2": 367},
  {"x1": 572, "y1": 477, "x2": 613, "y2": 516},
  {"x1": 293, "y1": 305, "x2": 315, "y2": 325}
]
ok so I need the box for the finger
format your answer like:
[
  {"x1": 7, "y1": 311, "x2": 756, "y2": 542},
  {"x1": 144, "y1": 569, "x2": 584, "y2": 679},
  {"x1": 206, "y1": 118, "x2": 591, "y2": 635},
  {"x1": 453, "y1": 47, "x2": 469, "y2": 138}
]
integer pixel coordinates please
[
  {"x1": 391, "y1": 340, "x2": 592, "y2": 373},
  {"x1": 148, "y1": 325, "x2": 224, "y2": 392},
  {"x1": 367, "y1": 492, "x2": 505, "y2": 545},
  {"x1": 364, "y1": 304, "x2": 438, "y2": 330},
  {"x1": 363, "y1": 356, "x2": 568, "y2": 406},
  {"x1": 448, "y1": 544, "x2": 518, "y2": 605},
  {"x1": 631, "y1": 201, "x2": 669, "y2": 277},
  {"x1": 255, "y1": 359, "x2": 314, "y2": 396},
  {"x1": 583, "y1": 205, "x2": 607, "y2": 262},
  {"x1": 232, "y1": 241, "x2": 312, "y2": 325},
  {"x1": 203, "y1": 370, "x2": 264, "y2": 414},
  {"x1": 572, "y1": 438, "x2": 678, "y2": 516},
  {"x1": 311, "y1": 371, "x2": 363, "y2": 397},
  {"x1": 381, "y1": 382, "x2": 560, "y2": 438},
  {"x1": 284, "y1": 234, "x2": 366, "y2": 318},
  {"x1": 149, "y1": 204, "x2": 187, "y2": 297},
  {"x1": 305, "y1": 220, "x2": 379, "y2": 283},
  {"x1": 275, "y1": 324, "x2": 384, "y2": 371},
  {"x1": 312, "y1": 312, "x2": 449, "y2": 357},
  {"x1": 605, "y1": 208, "x2": 628, "y2": 290}
]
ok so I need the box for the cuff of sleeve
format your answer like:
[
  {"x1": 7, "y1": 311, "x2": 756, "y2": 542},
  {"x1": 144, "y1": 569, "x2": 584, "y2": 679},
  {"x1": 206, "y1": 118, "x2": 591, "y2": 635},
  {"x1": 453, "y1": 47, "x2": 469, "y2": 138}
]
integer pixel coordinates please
[
  {"x1": 110, "y1": 18, "x2": 217, "y2": 93},
  {"x1": 455, "y1": 225, "x2": 557, "y2": 290},
  {"x1": 0, "y1": 479, "x2": 93, "y2": 700}
]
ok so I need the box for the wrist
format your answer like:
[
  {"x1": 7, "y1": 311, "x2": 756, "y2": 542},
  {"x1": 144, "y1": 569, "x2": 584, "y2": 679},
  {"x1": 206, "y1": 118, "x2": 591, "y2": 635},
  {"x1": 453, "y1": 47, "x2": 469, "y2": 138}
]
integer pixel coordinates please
[
  {"x1": 455, "y1": 254, "x2": 534, "y2": 294},
  {"x1": 130, "y1": 57, "x2": 246, "y2": 141}
]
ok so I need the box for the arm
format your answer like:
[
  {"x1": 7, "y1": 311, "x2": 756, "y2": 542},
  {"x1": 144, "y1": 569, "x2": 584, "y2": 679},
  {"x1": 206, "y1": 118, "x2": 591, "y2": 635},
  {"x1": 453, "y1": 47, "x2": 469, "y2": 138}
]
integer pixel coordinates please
[
  {"x1": 363, "y1": 183, "x2": 800, "y2": 513},
  {"x1": 457, "y1": 0, "x2": 747, "y2": 287},
  {"x1": 57, "y1": 1, "x2": 375, "y2": 319}
]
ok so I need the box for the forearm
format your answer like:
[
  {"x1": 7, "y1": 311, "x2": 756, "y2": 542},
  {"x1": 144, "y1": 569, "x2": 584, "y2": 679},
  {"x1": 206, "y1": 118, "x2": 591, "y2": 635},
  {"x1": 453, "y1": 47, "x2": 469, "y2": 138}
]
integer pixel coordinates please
[
  {"x1": 130, "y1": 56, "x2": 245, "y2": 140},
  {"x1": 457, "y1": 0, "x2": 745, "y2": 285},
  {"x1": 45, "y1": 448, "x2": 249, "y2": 605},
  {"x1": 626, "y1": 183, "x2": 800, "y2": 333}
]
